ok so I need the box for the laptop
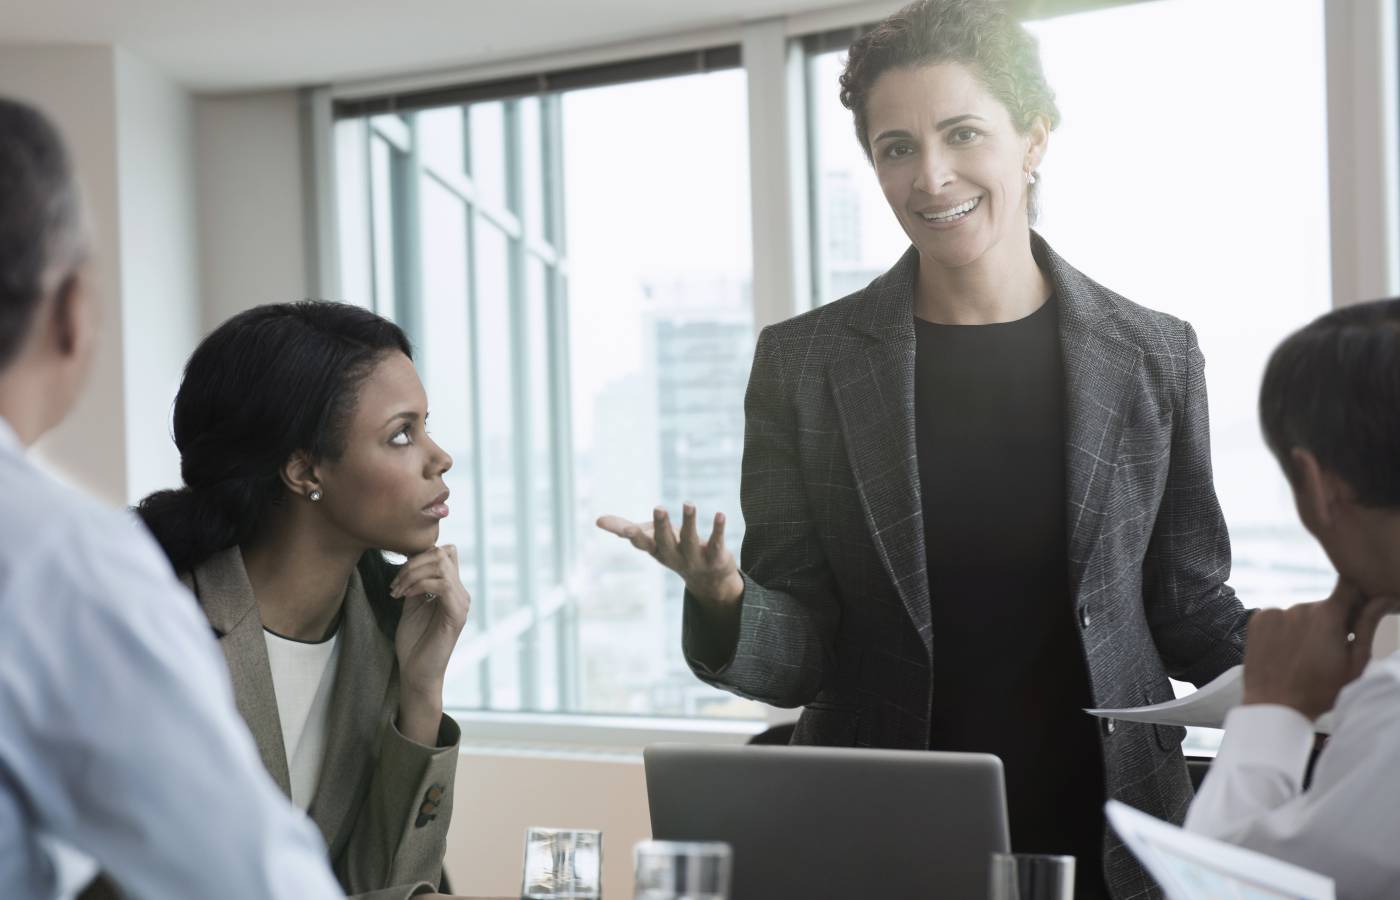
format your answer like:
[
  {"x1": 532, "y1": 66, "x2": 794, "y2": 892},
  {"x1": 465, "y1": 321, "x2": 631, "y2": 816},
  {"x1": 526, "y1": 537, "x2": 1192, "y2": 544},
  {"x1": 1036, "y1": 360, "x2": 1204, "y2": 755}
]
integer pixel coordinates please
[{"x1": 644, "y1": 744, "x2": 1011, "y2": 900}]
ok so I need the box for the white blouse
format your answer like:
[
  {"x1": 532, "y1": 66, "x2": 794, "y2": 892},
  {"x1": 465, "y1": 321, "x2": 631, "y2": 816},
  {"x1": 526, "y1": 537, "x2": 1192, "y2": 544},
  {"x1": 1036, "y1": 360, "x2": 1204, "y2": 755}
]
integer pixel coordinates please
[{"x1": 264, "y1": 626, "x2": 343, "y2": 811}]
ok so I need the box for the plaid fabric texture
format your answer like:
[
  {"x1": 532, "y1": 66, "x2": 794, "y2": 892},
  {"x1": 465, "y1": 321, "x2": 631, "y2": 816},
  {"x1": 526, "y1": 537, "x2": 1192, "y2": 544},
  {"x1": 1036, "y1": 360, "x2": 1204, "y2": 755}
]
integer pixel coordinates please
[{"x1": 683, "y1": 233, "x2": 1250, "y2": 898}]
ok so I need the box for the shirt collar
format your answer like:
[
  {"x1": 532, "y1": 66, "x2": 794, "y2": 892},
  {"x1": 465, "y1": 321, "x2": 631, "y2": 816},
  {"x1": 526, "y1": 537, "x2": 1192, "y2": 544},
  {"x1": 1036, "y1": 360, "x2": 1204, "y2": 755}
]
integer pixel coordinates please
[{"x1": 0, "y1": 416, "x2": 22, "y2": 456}]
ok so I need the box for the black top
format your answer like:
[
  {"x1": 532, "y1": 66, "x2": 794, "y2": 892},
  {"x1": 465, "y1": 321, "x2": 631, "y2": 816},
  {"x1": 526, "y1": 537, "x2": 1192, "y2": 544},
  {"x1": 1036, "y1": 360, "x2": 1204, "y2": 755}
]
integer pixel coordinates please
[{"x1": 914, "y1": 296, "x2": 1108, "y2": 899}]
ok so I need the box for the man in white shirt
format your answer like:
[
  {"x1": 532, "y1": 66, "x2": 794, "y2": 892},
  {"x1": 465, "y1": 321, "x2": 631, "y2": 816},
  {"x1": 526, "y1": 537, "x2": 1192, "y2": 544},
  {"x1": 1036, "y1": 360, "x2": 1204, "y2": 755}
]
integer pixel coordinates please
[
  {"x1": 1184, "y1": 296, "x2": 1400, "y2": 900},
  {"x1": 0, "y1": 96, "x2": 344, "y2": 898}
]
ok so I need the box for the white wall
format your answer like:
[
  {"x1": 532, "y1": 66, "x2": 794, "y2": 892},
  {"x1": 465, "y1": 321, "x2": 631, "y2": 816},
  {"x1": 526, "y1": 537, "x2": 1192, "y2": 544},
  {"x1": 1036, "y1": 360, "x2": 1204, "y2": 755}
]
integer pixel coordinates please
[
  {"x1": 115, "y1": 48, "x2": 201, "y2": 503},
  {"x1": 0, "y1": 44, "x2": 203, "y2": 505},
  {"x1": 195, "y1": 90, "x2": 310, "y2": 331},
  {"x1": 0, "y1": 45, "x2": 129, "y2": 505}
]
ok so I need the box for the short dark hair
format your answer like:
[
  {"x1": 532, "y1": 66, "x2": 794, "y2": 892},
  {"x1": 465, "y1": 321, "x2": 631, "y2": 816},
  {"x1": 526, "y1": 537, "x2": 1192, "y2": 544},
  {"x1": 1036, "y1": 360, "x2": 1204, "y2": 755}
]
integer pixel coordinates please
[
  {"x1": 136, "y1": 301, "x2": 413, "y2": 573},
  {"x1": 1259, "y1": 297, "x2": 1400, "y2": 508},
  {"x1": 0, "y1": 97, "x2": 87, "y2": 371},
  {"x1": 839, "y1": 0, "x2": 1060, "y2": 218}
]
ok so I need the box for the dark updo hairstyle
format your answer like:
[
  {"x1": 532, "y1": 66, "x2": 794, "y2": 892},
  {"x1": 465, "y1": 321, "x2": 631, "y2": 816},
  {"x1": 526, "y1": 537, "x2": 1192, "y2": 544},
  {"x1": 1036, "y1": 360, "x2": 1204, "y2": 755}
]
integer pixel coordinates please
[
  {"x1": 839, "y1": 0, "x2": 1061, "y2": 220},
  {"x1": 1259, "y1": 297, "x2": 1400, "y2": 508},
  {"x1": 137, "y1": 301, "x2": 413, "y2": 575}
]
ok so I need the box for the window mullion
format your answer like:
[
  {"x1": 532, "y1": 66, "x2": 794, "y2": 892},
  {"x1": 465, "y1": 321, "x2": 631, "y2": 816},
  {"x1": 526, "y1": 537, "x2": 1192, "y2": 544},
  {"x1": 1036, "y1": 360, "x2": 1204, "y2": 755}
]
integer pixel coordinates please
[
  {"x1": 540, "y1": 91, "x2": 579, "y2": 711},
  {"x1": 503, "y1": 99, "x2": 540, "y2": 711},
  {"x1": 801, "y1": 50, "x2": 829, "y2": 312},
  {"x1": 1324, "y1": 0, "x2": 1400, "y2": 306},
  {"x1": 460, "y1": 119, "x2": 494, "y2": 703},
  {"x1": 392, "y1": 130, "x2": 422, "y2": 344},
  {"x1": 742, "y1": 19, "x2": 809, "y2": 332}
]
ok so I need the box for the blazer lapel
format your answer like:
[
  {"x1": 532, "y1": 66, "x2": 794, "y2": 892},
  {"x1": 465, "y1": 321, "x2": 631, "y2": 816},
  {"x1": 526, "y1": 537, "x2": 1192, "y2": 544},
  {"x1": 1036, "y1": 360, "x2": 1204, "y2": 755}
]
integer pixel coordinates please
[
  {"x1": 830, "y1": 247, "x2": 933, "y2": 657},
  {"x1": 190, "y1": 547, "x2": 292, "y2": 798},
  {"x1": 1035, "y1": 235, "x2": 1146, "y2": 599},
  {"x1": 308, "y1": 566, "x2": 396, "y2": 855}
]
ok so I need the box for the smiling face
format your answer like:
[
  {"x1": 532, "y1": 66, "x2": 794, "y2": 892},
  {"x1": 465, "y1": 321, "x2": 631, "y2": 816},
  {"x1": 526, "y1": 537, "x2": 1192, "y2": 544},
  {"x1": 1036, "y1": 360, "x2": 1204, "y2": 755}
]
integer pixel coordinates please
[
  {"x1": 866, "y1": 62, "x2": 1048, "y2": 271},
  {"x1": 311, "y1": 351, "x2": 453, "y2": 557}
]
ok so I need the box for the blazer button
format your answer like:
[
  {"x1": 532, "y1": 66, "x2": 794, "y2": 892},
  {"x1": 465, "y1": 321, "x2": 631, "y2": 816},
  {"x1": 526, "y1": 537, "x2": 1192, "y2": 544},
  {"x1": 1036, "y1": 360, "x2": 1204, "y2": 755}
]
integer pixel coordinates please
[
  {"x1": 1102, "y1": 717, "x2": 1116, "y2": 736},
  {"x1": 427, "y1": 784, "x2": 445, "y2": 802},
  {"x1": 1079, "y1": 606, "x2": 1091, "y2": 628}
]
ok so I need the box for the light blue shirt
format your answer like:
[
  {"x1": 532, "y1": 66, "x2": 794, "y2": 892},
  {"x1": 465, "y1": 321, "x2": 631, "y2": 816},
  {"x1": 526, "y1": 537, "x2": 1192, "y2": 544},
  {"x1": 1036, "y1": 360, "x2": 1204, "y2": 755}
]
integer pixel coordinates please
[{"x1": 0, "y1": 417, "x2": 344, "y2": 899}]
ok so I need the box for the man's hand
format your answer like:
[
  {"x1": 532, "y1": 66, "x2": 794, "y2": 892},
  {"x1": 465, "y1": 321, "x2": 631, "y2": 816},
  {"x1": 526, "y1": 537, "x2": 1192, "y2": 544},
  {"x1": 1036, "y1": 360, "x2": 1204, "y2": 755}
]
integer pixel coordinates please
[{"x1": 1242, "y1": 578, "x2": 1397, "y2": 719}]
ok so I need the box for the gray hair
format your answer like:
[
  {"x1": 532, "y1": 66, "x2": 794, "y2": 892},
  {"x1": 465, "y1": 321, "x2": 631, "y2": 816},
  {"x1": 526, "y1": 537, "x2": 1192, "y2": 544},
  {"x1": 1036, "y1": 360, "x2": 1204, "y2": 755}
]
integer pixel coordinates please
[{"x1": 0, "y1": 97, "x2": 89, "y2": 371}]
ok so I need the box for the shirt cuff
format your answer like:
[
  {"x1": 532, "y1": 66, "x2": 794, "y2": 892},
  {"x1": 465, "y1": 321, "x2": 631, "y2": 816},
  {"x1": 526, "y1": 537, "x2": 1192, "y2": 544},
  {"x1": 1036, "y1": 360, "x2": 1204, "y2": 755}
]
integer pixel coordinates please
[{"x1": 1216, "y1": 703, "x2": 1315, "y2": 775}]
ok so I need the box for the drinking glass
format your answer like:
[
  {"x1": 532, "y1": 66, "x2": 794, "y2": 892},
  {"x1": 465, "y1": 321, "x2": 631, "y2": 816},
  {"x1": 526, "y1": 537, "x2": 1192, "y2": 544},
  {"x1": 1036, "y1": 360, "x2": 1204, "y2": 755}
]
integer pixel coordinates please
[
  {"x1": 632, "y1": 840, "x2": 732, "y2": 900},
  {"x1": 520, "y1": 827, "x2": 603, "y2": 899},
  {"x1": 989, "y1": 852, "x2": 1075, "y2": 900}
]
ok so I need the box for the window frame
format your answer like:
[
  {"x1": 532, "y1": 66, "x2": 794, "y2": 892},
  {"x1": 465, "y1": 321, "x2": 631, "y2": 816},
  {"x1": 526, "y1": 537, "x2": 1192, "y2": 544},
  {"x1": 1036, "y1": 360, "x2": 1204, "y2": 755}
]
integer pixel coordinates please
[{"x1": 342, "y1": 97, "x2": 578, "y2": 713}]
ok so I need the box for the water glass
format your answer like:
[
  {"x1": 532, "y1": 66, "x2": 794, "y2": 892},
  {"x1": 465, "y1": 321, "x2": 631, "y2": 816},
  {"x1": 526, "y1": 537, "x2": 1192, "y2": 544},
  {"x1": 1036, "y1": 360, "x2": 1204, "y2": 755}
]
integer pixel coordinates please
[
  {"x1": 989, "y1": 852, "x2": 1075, "y2": 900},
  {"x1": 520, "y1": 827, "x2": 603, "y2": 899},
  {"x1": 633, "y1": 840, "x2": 732, "y2": 900}
]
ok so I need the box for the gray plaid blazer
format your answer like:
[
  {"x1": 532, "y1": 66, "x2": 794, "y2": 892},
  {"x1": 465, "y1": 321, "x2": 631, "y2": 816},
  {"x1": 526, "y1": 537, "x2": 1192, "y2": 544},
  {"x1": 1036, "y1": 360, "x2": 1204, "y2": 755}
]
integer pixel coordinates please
[{"x1": 683, "y1": 233, "x2": 1249, "y2": 899}]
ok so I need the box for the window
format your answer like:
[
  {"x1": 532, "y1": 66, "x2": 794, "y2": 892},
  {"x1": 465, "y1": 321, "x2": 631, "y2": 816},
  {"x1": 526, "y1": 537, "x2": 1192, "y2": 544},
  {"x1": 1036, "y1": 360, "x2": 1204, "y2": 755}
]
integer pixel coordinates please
[
  {"x1": 805, "y1": 0, "x2": 1334, "y2": 615},
  {"x1": 1027, "y1": 0, "x2": 1335, "y2": 613},
  {"x1": 804, "y1": 0, "x2": 1335, "y2": 751},
  {"x1": 804, "y1": 36, "x2": 909, "y2": 308},
  {"x1": 335, "y1": 62, "x2": 762, "y2": 720},
  {"x1": 328, "y1": 0, "x2": 1383, "y2": 739}
]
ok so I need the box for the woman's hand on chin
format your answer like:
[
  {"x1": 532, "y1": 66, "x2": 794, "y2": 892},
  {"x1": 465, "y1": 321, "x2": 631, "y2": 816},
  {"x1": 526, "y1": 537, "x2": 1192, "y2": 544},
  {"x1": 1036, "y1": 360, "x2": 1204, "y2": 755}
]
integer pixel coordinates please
[{"x1": 388, "y1": 544, "x2": 471, "y2": 744}]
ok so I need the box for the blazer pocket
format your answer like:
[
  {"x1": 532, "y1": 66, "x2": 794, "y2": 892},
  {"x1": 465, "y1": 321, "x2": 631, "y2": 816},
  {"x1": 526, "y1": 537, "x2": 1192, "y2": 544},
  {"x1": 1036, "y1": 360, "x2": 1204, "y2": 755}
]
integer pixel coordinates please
[
  {"x1": 1140, "y1": 686, "x2": 1187, "y2": 753},
  {"x1": 794, "y1": 703, "x2": 861, "y2": 747},
  {"x1": 1153, "y1": 722, "x2": 1187, "y2": 753}
]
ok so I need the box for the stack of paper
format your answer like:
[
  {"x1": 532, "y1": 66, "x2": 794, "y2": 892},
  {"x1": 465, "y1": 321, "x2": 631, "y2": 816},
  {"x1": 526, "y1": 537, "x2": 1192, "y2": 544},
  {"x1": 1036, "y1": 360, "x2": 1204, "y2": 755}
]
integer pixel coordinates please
[{"x1": 1106, "y1": 800, "x2": 1335, "y2": 900}]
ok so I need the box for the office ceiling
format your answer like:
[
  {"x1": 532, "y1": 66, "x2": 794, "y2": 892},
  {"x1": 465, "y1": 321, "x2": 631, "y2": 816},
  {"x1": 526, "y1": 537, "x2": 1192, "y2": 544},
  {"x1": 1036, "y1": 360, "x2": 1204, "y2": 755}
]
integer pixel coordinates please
[{"x1": 0, "y1": 0, "x2": 877, "y2": 92}]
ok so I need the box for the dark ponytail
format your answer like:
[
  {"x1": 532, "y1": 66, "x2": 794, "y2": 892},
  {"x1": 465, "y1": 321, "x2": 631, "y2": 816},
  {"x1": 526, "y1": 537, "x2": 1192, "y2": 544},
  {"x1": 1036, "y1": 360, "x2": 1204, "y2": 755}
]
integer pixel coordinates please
[{"x1": 136, "y1": 301, "x2": 411, "y2": 574}]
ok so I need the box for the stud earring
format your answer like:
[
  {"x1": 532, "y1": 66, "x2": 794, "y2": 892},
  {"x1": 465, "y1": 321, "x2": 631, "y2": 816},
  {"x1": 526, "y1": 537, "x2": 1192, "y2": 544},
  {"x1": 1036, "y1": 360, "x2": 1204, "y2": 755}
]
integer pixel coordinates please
[
  {"x1": 308, "y1": 489, "x2": 323, "y2": 502},
  {"x1": 1026, "y1": 171, "x2": 1037, "y2": 185}
]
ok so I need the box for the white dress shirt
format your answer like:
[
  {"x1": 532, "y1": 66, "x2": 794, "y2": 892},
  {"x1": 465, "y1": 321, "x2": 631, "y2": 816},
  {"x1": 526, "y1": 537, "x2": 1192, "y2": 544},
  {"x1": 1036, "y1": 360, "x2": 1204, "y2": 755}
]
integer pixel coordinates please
[
  {"x1": 264, "y1": 627, "x2": 342, "y2": 810},
  {"x1": 1185, "y1": 649, "x2": 1400, "y2": 900},
  {"x1": 0, "y1": 417, "x2": 344, "y2": 899}
]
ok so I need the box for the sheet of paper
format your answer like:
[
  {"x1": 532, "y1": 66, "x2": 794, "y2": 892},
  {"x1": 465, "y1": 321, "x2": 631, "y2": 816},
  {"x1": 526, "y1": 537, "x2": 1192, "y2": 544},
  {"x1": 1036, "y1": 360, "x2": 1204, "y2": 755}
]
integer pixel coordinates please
[
  {"x1": 1106, "y1": 800, "x2": 1335, "y2": 900},
  {"x1": 1086, "y1": 666, "x2": 1335, "y2": 733}
]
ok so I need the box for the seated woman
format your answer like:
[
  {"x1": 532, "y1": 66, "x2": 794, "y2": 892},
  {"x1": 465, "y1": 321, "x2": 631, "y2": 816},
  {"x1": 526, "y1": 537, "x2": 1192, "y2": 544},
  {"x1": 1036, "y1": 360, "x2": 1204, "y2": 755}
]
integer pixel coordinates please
[{"x1": 137, "y1": 301, "x2": 470, "y2": 900}]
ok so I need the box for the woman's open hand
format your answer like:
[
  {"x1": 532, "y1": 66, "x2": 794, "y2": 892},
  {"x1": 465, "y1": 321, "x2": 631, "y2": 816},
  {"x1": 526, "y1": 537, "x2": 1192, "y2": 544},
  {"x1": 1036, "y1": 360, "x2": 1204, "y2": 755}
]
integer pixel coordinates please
[{"x1": 597, "y1": 504, "x2": 744, "y2": 609}]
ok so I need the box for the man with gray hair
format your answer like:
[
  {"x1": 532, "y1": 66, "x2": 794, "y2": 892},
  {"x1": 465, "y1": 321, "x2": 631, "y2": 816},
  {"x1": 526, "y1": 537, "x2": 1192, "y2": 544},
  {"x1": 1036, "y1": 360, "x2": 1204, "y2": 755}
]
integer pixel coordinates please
[{"x1": 0, "y1": 97, "x2": 344, "y2": 898}]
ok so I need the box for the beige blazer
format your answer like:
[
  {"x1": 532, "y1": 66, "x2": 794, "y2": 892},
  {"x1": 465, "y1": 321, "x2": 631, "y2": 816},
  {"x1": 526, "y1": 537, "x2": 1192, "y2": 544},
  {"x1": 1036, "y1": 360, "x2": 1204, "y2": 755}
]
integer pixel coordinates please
[{"x1": 185, "y1": 547, "x2": 461, "y2": 900}]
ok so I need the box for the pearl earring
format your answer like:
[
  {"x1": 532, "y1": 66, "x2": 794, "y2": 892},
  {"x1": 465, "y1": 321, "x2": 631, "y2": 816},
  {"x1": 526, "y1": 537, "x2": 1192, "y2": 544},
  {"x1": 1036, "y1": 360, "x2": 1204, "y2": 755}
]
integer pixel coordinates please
[{"x1": 309, "y1": 489, "x2": 323, "y2": 502}]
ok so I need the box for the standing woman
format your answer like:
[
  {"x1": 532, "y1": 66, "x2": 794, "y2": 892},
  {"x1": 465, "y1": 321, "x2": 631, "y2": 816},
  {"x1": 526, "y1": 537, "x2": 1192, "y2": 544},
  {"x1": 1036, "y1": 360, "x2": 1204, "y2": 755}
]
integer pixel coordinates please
[
  {"x1": 137, "y1": 302, "x2": 469, "y2": 900},
  {"x1": 600, "y1": 1, "x2": 1248, "y2": 897}
]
